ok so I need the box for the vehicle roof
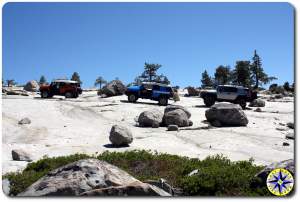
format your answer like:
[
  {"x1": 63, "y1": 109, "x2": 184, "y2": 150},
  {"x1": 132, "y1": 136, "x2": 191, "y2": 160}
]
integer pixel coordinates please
[
  {"x1": 218, "y1": 85, "x2": 249, "y2": 89},
  {"x1": 141, "y1": 82, "x2": 171, "y2": 87},
  {"x1": 52, "y1": 79, "x2": 79, "y2": 83}
]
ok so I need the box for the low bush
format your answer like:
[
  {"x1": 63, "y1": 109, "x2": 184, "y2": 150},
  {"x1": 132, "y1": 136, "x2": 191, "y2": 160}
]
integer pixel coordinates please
[{"x1": 3, "y1": 150, "x2": 270, "y2": 196}]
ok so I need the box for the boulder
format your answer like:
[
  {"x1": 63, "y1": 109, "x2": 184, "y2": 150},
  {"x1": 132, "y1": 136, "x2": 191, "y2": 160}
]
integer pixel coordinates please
[
  {"x1": 80, "y1": 181, "x2": 171, "y2": 196},
  {"x1": 138, "y1": 110, "x2": 164, "y2": 128},
  {"x1": 11, "y1": 149, "x2": 32, "y2": 162},
  {"x1": 18, "y1": 159, "x2": 140, "y2": 196},
  {"x1": 167, "y1": 125, "x2": 179, "y2": 131},
  {"x1": 249, "y1": 99, "x2": 265, "y2": 107},
  {"x1": 205, "y1": 103, "x2": 248, "y2": 127},
  {"x1": 287, "y1": 122, "x2": 294, "y2": 129},
  {"x1": 164, "y1": 105, "x2": 191, "y2": 119},
  {"x1": 144, "y1": 178, "x2": 177, "y2": 196},
  {"x1": 109, "y1": 125, "x2": 133, "y2": 146},
  {"x1": 164, "y1": 109, "x2": 189, "y2": 127},
  {"x1": 18, "y1": 117, "x2": 31, "y2": 125},
  {"x1": 283, "y1": 142, "x2": 290, "y2": 146},
  {"x1": 98, "y1": 80, "x2": 126, "y2": 97},
  {"x1": 187, "y1": 87, "x2": 200, "y2": 96},
  {"x1": 255, "y1": 159, "x2": 294, "y2": 183},
  {"x1": 23, "y1": 80, "x2": 39, "y2": 92}
]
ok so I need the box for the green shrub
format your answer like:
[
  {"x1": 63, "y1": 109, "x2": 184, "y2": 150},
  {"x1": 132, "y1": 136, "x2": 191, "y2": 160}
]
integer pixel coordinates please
[{"x1": 3, "y1": 150, "x2": 269, "y2": 196}]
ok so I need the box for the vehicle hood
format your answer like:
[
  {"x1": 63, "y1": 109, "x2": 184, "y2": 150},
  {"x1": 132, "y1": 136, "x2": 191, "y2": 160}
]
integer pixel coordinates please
[{"x1": 127, "y1": 86, "x2": 141, "y2": 91}]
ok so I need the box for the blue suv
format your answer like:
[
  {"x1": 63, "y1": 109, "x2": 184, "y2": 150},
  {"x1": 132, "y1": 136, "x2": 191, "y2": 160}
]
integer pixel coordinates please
[{"x1": 125, "y1": 82, "x2": 174, "y2": 105}]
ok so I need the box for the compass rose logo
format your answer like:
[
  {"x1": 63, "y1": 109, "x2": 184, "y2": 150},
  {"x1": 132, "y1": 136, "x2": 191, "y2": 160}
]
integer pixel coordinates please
[{"x1": 266, "y1": 168, "x2": 294, "y2": 196}]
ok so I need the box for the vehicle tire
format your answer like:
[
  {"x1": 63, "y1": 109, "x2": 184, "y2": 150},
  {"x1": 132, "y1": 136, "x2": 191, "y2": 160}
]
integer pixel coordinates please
[
  {"x1": 65, "y1": 92, "x2": 74, "y2": 99},
  {"x1": 128, "y1": 94, "x2": 137, "y2": 102},
  {"x1": 237, "y1": 98, "x2": 246, "y2": 109},
  {"x1": 41, "y1": 91, "x2": 49, "y2": 98},
  {"x1": 203, "y1": 96, "x2": 215, "y2": 107},
  {"x1": 158, "y1": 97, "x2": 168, "y2": 106}
]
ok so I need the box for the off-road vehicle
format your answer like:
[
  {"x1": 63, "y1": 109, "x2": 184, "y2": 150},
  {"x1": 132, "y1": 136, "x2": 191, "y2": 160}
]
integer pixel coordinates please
[
  {"x1": 125, "y1": 82, "x2": 174, "y2": 106},
  {"x1": 39, "y1": 79, "x2": 82, "y2": 98},
  {"x1": 200, "y1": 85, "x2": 257, "y2": 109}
]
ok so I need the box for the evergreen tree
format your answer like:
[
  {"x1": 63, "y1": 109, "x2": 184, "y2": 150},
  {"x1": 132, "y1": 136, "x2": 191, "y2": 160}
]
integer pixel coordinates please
[
  {"x1": 201, "y1": 70, "x2": 213, "y2": 88},
  {"x1": 6, "y1": 79, "x2": 16, "y2": 87},
  {"x1": 94, "y1": 76, "x2": 107, "y2": 89},
  {"x1": 283, "y1": 81, "x2": 290, "y2": 91},
  {"x1": 71, "y1": 72, "x2": 82, "y2": 84},
  {"x1": 39, "y1": 75, "x2": 47, "y2": 85},
  {"x1": 232, "y1": 61, "x2": 251, "y2": 87},
  {"x1": 250, "y1": 50, "x2": 277, "y2": 88},
  {"x1": 143, "y1": 63, "x2": 161, "y2": 82},
  {"x1": 214, "y1": 65, "x2": 231, "y2": 85}
]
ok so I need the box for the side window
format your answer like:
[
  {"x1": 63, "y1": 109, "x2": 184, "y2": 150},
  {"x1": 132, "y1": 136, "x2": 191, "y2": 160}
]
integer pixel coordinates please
[
  {"x1": 228, "y1": 87, "x2": 237, "y2": 93},
  {"x1": 218, "y1": 87, "x2": 224, "y2": 92},
  {"x1": 59, "y1": 82, "x2": 66, "y2": 88}
]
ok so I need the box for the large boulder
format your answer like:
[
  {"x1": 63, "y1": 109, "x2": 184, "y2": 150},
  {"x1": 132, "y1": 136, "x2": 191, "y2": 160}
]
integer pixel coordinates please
[
  {"x1": 138, "y1": 110, "x2": 164, "y2": 128},
  {"x1": 23, "y1": 80, "x2": 39, "y2": 92},
  {"x1": 164, "y1": 109, "x2": 189, "y2": 127},
  {"x1": 205, "y1": 103, "x2": 248, "y2": 127},
  {"x1": 249, "y1": 99, "x2": 265, "y2": 107},
  {"x1": 109, "y1": 125, "x2": 133, "y2": 146},
  {"x1": 11, "y1": 149, "x2": 32, "y2": 162},
  {"x1": 18, "y1": 159, "x2": 140, "y2": 196},
  {"x1": 98, "y1": 80, "x2": 126, "y2": 97},
  {"x1": 255, "y1": 159, "x2": 294, "y2": 184},
  {"x1": 80, "y1": 181, "x2": 171, "y2": 196},
  {"x1": 164, "y1": 105, "x2": 191, "y2": 119}
]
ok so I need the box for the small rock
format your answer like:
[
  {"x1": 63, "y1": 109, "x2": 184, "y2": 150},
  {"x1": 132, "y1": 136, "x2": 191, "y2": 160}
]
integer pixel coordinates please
[
  {"x1": 188, "y1": 169, "x2": 199, "y2": 176},
  {"x1": 18, "y1": 117, "x2": 31, "y2": 125},
  {"x1": 249, "y1": 99, "x2": 265, "y2": 107},
  {"x1": 254, "y1": 107, "x2": 262, "y2": 112},
  {"x1": 287, "y1": 122, "x2": 294, "y2": 129},
  {"x1": 167, "y1": 125, "x2": 179, "y2": 131},
  {"x1": 283, "y1": 142, "x2": 290, "y2": 146},
  {"x1": 188, "y1": 120, "x2": 193, "y2": 126},
  {"x1": 11, "y1": 149, "x2": 32, "y2": 162},
  {"x1": 286, "y1": 132, "x2": 294, "y2": 140},
  {"x1": 276, "y1": 127, "x2": 286, "y2": 131},
  {"x1": 279, "y1": 123, "x2": 285, "y2": 126},
  {"x1": 109, "y1": 125, "x2": 133, "y2": 146}
]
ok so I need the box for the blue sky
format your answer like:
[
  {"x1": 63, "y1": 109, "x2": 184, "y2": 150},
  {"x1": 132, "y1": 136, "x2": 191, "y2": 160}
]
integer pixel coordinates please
[{"x1": 3, "y1": 2, "x2": 294, "y2": 88}]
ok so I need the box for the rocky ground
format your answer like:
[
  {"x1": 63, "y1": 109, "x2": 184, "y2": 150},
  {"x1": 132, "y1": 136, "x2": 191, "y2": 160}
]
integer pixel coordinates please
[{"x1": 2, "y1": 89, "x2": 294, "y2": 174}]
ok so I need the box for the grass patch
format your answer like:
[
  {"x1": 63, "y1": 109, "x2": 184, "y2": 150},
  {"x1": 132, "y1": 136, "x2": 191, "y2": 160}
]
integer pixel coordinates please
[{"x1": 3, "y1": 150, "x2": 270, "y2": 196}]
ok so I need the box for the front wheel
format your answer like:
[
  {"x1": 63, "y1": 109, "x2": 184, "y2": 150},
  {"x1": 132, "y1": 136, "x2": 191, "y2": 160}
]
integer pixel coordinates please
[
  {"x1": 128, "y1": 94, "x2": 137, "y2": 102},
  {"x1": 158, "y1": 97, "x2": 168, "y2": 106},
  {"x1": 65, "y1": 92, "x2": 74, "y2": 98},
  {"x1": 41, "y1": 91, "x2": 49, "y2": 98},
  {"x1": 237, "y1": 98, "x2": 246, "y2": 109},
  {"x1": 203, "y1": 96, "x2": 215, "y2": 107}
]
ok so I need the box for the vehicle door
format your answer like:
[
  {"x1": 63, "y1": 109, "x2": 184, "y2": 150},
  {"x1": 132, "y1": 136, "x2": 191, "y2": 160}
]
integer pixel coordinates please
[
  {"x1": 217, "y1": 86, "x2": 226, "y2": 100},
  {"x1": 51, "y1": 82, "x2": 60, "y2": 95},
  {"x1": 217, "y1": 86, "x2": 237, "y2": 100},
  {"x1": 140, "y1": 84, "x2": 153, "y2": 98},
  {"x1": 59, "y1": 82, "x2": 67, "y2": 95},
  {"x1": 152, "y1": 85, "x2": 161, "y2": 99}
]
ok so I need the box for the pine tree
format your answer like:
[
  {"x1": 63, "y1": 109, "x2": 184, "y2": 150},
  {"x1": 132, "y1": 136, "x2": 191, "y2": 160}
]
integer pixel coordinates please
[
  {"x1": 39, "y1": 75, "x2": 47, "y2": 85},
  {"x1": 71, "y1": 72, "x2": 82, "y2": 84},
  {"x1": 232, "y1": 61, "x2": 251, "y2": 87},
  {"x1": 143, "y1": 63, "x2": 161, "y2": 82},
  {"x1": 94, "y1": 76, "x2": 107, "y2": 89},
  {"x1": 201, "y1": 70, "x2": 213, "y2": 88},
  {"x1": 250, "y1": 50, "x2": 277, "y2": 88},
  {"x1": 214, "y1": 65, "x2": 231, "y2": 85},
  {"x1": 283, "y1": 81, "x2": 290, "y2": 91}
]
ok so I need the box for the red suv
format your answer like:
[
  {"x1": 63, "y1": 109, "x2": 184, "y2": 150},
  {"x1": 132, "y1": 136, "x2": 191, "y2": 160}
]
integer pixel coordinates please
[{"x1": 40, "y1": 80, "x2": 82, "y2": 98}]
